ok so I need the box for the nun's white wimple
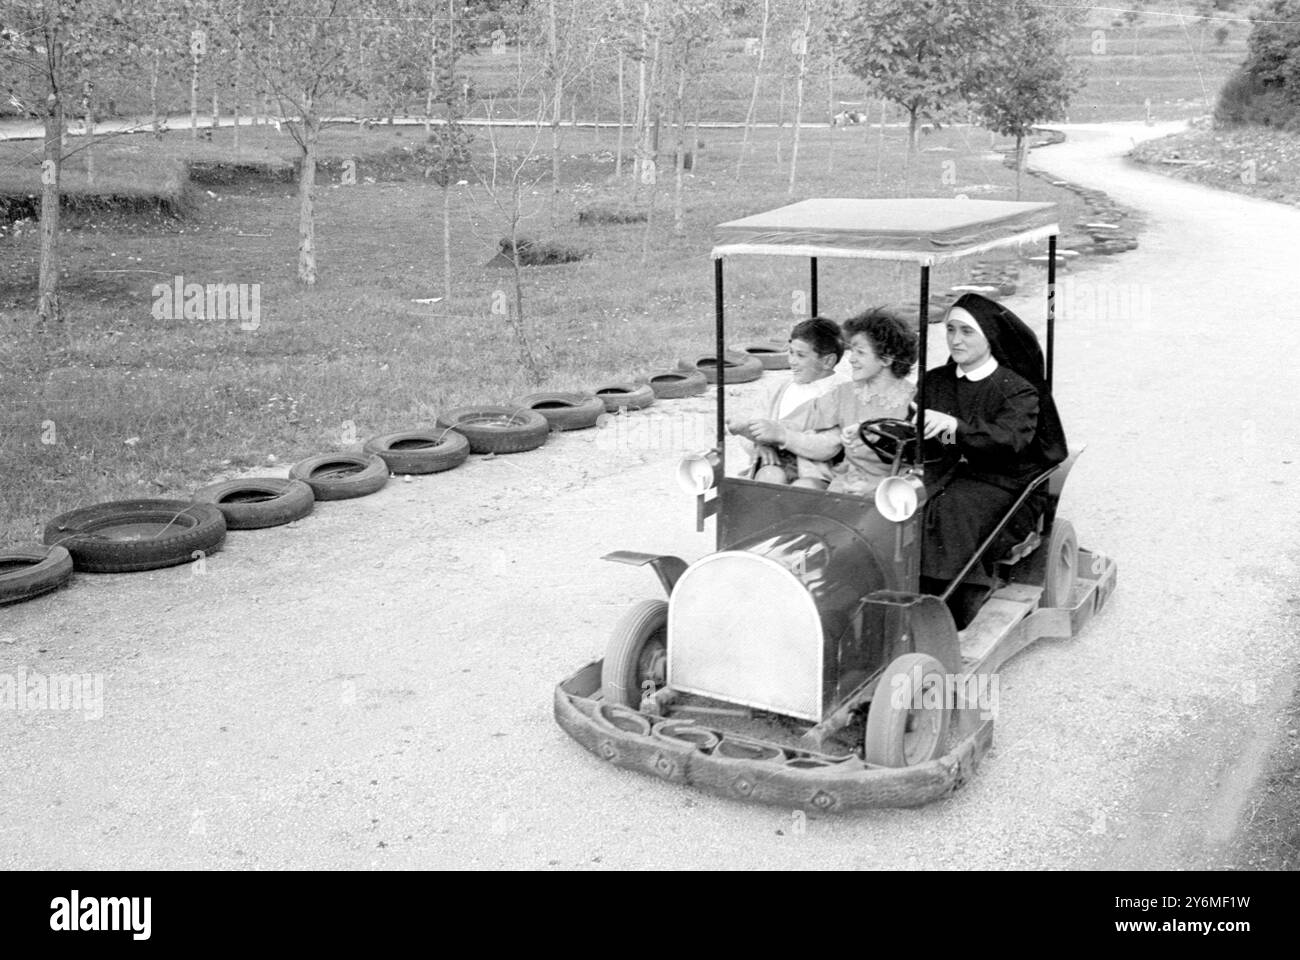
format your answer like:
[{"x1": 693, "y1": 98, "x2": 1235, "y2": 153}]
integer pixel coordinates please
[{"x1": 946, "y1": 305, "x2": 985, "y2": 340}]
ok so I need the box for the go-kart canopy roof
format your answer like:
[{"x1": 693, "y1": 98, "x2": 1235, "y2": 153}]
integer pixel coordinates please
[{"x1": 711, "y1": 198, "x2": 1058, "y2": 265}]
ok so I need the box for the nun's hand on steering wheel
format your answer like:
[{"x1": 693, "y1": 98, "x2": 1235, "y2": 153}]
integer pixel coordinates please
[{"x1": 920, "y1": 410, "x2": 959, "y2": 444}]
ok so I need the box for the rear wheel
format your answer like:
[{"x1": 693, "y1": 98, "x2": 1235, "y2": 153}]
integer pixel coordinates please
[
  {"x1": 601, "y1": 599, "x2": 668, "y2": 708},
  {"x1": 863, "y1": 653, "x2": 951, "y2": 767},
  {"x1": 1041, "y1": 519, "x2": 1078, "y2": 608}
]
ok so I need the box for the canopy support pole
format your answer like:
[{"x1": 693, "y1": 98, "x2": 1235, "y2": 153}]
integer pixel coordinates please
[
  {"x1": 809, "y1": 257, "x2": 819, "y2": 316},
  {"x1": 1046, "y1": 234, "x2": 1057, "y2": 389},
  {"x1": 917, "y1": 264, "x2": 929, "y2": 457},
  {"x1": 714, "y1": 257, "x2": 726, "y2": 471}
]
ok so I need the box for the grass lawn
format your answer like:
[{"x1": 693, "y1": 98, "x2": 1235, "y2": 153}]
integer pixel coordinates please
[{"x1": 0, "y1": 119, "x2": 1087, "y2": 547}]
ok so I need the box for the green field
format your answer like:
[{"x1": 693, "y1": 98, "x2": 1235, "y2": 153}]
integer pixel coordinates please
[
  {"x1": 53, "y1": 2, "x2": 1250, "y2": 129},
  {"x1": 0, "y1": 119, "x2": 1087, "y2": 547},
  {"x1": 0, "y1": 1, "x2": 1248, "y2": 546}
]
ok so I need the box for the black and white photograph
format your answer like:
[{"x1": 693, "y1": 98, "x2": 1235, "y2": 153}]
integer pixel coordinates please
[{"x1": 0, "y1": 0, "x2": 1294, "y2": 910}]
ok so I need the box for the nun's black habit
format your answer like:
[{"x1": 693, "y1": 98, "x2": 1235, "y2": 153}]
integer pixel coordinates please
[{"x1": 919, "y1": 294, "x2": 1067, "y2": 581}]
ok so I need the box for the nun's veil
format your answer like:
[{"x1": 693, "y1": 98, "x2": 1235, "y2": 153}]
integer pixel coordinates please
[{"x1": 948, "y1": 293, "x2": 1068, "y2": 469}]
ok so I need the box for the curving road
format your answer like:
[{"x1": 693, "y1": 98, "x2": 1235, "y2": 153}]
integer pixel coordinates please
[{"x1": 2, "y1": 121, "x2": 1297, "y2": 870}]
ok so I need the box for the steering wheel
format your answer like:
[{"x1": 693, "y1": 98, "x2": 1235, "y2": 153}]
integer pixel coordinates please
[{"x1": 858, "y1": 418, "x2": 945, "y2": 467}]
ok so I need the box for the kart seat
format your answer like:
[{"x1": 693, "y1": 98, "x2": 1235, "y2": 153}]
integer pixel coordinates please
[
  {"x1": 999, "y1": 525, "x2": 1042, "y2": 566},
  {"x1": 992, "y1": 448, "x2": 1082, "y2": 568}
]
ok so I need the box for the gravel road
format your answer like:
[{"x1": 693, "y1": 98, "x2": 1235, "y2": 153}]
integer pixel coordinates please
[{"x1": 2, "y1": 121, "x2": 1297, "y2": 870}]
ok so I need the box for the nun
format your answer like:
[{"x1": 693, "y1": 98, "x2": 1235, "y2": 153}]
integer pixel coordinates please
[{"x1": 916, "y1": 293, "x2": 1068, "y2": 603}]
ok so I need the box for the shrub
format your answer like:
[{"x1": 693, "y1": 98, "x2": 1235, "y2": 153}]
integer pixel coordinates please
[
  {"x1": 497, "y1": 236, "x2": 591, "y2": 266},
  {"x1": 1215, "y1": 67, "x2": 1300, "y2": 129},
  {"x1": 577, "y1": 201, "x2": 647, "y2": 224}
]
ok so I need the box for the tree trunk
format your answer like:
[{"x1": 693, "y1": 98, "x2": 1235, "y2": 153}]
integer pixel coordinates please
[
  {"x1": 211, "y1": 82, "x2": 219, "y2": 137},
  {"x1": 1015, "y1": 133, "x2": 1025, "y2": 200},
  {"x1": 736, "y1": 0, "x2": 769, "y2": 179},
  {"x1": 190, "y1": 51, "x2": 200, "y2": 141},
  {"x1": 876, "y1": 98, "x2": 886, "y2": 187},
  {"x1": 442, "y1": 179, "x2": 453, "y2": 300},
  {"x1": 507, "y1": 183, "x2": 540, "y2": 381},
  {"x1": 441, "y1": 0, "x2": 455, "y2": 300},
  {"x1": 233, "y1": 5, "x2": 243, "y2": 153},
  {"x1": 150, "y1": 50, "x2": 161, "y2": 137},
  {"x1": 516, "y1": 27, "x2": 524, "y2": 116},
  {"x1": 297, "y1": 115, "x2": 319, "y2": 285},
  {"x1": 691, "y1": 86, "x2": 702, "y2": 176},
  {"x1": 425, "y1": 13, "x2": 437, "y2": 136},
  {"x1": 907, "y1": 106, "x2": 919, "y2": 155},
  {"x1": 672, "y1": 54, "x2": 687, "y2": 237},
  {"x1": 632, "y1": 1, "x2": 648, "y2": 190},
  {"x1": 826, "y1": 51, "x2": 835, "y2": 175},
  {"x1": 774, "y1": 73, "x2": 786, "y2": 166},
  {"x1": 84, "y1": 90, "x2": 95, "y2": 185},
  {"x1": 37, "y1": 103, "x2": 64, "y2": 323},
  {"x1": 615, "y1": 46, "x2": 625, "y2": 177},
  {"x1": 787, "y1": 3, "x2": 809, "y2": 195},
  {"x1": 548, "y1": 0, "x2": 562, "y2": 223},
  {"x1": 636, "y1": 36, "x2": 660, "y2": 201}
]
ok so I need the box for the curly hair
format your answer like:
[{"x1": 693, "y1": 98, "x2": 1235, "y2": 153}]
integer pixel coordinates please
[
  {"x1": 789, "y1": 316, "x2": 844, "y2": 362},
  {"x1": 841, "y1": 307, "x2": 917, "y2": 379}
]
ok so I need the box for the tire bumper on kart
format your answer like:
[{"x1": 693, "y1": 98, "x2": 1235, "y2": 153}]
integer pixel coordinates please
[
  {"x1": 553, "y1": 660, "x2": 994, "y2": 812},
  {"x1": 554, "y1": 548, "x2": 1116, "y2": 813}
]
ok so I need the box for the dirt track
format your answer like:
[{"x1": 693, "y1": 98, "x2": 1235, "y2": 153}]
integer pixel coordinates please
[{"x1": 3, "y1": 121, "x2": 1298, "y2": 869}]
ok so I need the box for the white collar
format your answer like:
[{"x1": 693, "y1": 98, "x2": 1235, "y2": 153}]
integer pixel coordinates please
[{"x1": 956, "y1": 355, "x2": 998, "y2": 382}]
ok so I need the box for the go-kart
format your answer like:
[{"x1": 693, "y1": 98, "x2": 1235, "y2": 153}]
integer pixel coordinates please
[{"x1": 553, "y1": 199, "x2": 1117, "y2": 811}]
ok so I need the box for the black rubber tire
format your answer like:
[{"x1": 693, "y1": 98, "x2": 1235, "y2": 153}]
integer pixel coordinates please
[
  {"x1": 601, "y1": 598, "x2": 668, "y2": 708},
  {"x1": 594, "y1": 703, "x2": 654, "y2": 736},
  {"x1": 362, "y1": 428, "x2": 470, "y2": 473},
  {"x1": 288, "y1": 453, "x2": 390, "y2": 501},
  {"x1": 437, "y1": 405, "x2": 550, "y2": 454},
  {"x1": 863, "y1": 653, "x2": 951, "y2": 768},
  {"x1": 714, "y1": 739, "x2": 786, "y2": 762},
  {"x1": 646, "y1": 369, "x2": 708, "y2": 399},
  {"x1": 593, "y1": 381, "x2": 656, "y2": 412},
  {"x1": 43, "y1": 499, "x2": 227, "y2": 574},
  {"x1": 680, "y1": 352, "x2": 764, "y2": 384},
  {"x1": 0, "y1": 544, "x2": 73, "y2": 605},
  {"x1": 651, "y1": 720, "x2": 720, "y2": 751},
  {"x1": 193, "y1": 477, "x2": 315, "y2": 530},
  {"x1": 1040, "y1": 518, "x2": 1079, "y2": 608},
  {"x1": 514, "y1": 392, "x2": 605, "y2": 431},
  {"x1": 732, "y1": 340, "x2": 790, "y2": 370}
]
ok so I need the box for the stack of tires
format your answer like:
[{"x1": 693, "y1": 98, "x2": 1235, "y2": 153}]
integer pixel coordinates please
[{"x1": 4, "y1": 342, "x2": 788, "y2": 607}]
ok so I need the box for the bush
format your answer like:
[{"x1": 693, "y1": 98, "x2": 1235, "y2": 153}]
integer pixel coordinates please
[
  {"x1": 1215, "y1": 68, "x2": 1300, "y2": 129},
  {"x1": 577, "y1": 201, "x2": 647, "y2": 225},
  {"x1": 188, "y1": 159, "x2": 295, "y2": 185},
  {"x1": 497, "y1": 236, "x2": 591, "y2": 266}
]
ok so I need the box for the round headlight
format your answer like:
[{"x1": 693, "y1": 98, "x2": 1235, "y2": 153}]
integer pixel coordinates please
[
  {"x1": 676, "y1": 450, "x2": 719, "y2": 495},
  {"x1": 875, "y1": 473, "x2": 925, "y2": 522}
]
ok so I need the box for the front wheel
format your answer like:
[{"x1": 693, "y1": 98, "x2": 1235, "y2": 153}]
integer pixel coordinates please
[
  {"x1": 601, "y1": 599, "x2": 668, "y2": 708},
  {"x1": 1041, "y1": 519, "x2": 1078, "y2": 608},
  {"x1": 863, "y1": 653, "x2": 951, "y2": 767}
]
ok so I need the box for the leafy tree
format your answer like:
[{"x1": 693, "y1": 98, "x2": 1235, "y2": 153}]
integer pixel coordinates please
[
  {"x1": 1241, "y1": 0, "x2": 1300, "y2": 98},
  {"x1": 973, "y1": 1, "x2": 1084, "y2": 198},
  {"x1": 837, "y1": 0, "x2": 987, "y2": 154},
  {"x1": 238, "y1": 0, "x2": 396, "y2": 286},
  {"x1": 734, "y1": 0, "x2": 771, "y2": 178},
  {"x1": 1, "y1": 0, "x2": 139, "y2": 322}
]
